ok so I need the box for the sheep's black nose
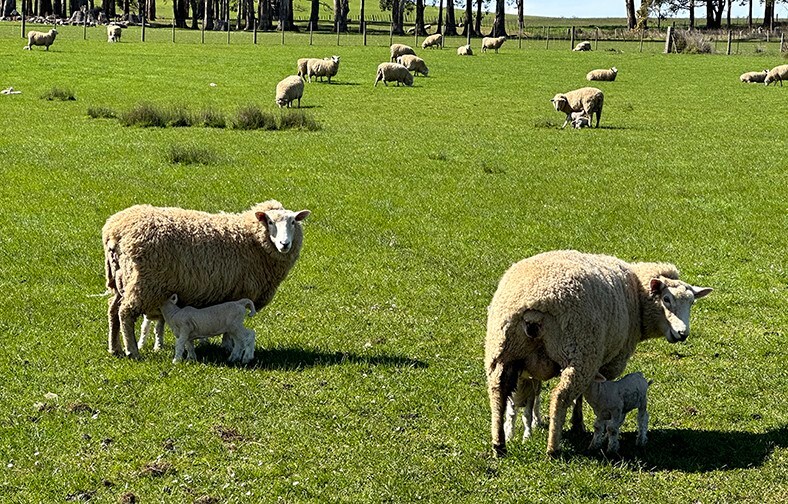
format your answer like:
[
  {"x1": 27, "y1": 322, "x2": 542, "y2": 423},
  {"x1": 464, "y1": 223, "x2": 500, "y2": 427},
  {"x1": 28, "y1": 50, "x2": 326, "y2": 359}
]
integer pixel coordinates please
[{"x1": 678, "y1": 330, "x2": 688, "y2": 341}]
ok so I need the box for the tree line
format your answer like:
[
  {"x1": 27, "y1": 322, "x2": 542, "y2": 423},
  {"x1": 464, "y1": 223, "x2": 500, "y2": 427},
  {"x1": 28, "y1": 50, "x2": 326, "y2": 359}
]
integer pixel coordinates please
[{"x1": 628, "y1": 0, "x2": 785, "y2": 30}]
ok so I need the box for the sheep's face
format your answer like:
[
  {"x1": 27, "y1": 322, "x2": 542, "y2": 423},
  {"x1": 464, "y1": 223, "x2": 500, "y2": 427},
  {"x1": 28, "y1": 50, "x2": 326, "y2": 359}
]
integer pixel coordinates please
[
  {"x1": 256, "y1": 209, "x2": 311, "y2": 254},
  {"x1": 275, "y1": 97, "x2": 287, "y2": 108},
  {"x1": 551, "y1": 95, "x2": 569, "y2": 113},
  {"x1": 331, "y1": 56, "x2": 340, "y2": 64},
  {"x1": 650, "y1": 278, "x2": 712, "y2": 343}
]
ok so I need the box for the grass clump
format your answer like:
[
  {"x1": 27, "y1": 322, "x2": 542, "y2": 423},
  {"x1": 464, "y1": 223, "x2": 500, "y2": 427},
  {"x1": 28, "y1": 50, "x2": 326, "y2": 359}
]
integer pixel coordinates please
[
  {"x1": 234, "y1": 104, "x2": 277, "y2": 130},
  {"x1": 86, "y1": 106, "x2": 116, "y2": 119},
  {"x1": 40, "y1": 87, "x2": 76, "y2": 101},
  {"x1": 166, "y1": 143, "x2": 218, "y2": 165},
  {"x1": 119, "y1": 102, "x2": 168, "y2": 127},
  {"x1": 197, "y1": 107, "x2": 226, "y2": 128},
  {"x1": 167, "y1": 105, "x2": 193, "y2": 127},
  {"x1": 673, "y1": 30, "x2": 714, "y2": 54},
  {"x1": 278, "y1": 109, "x2": 320, "y2": 131}
]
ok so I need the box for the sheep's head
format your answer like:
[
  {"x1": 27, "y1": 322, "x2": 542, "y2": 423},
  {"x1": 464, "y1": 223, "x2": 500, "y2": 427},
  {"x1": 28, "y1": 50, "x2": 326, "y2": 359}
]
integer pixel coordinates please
[
  {"x1": 331, "y1": 55, "x2": 340, "y2": 64},
  {"x1": 551, "y1": 94, "x2": 569, "y2": 113},
  {"x1": 404, "y1": 71, "x2": 414, "y2": 86},
  {"x1": 649, "y1": 277, "x2": 712, "y2": 343},
  {"x1": 256, "y1": 208, "x2": 310, "y2": 254},
  {"x1": 611, "y1": 67, "x2": 618, "y2": 73},
  {"x1": 275, "y1": 97, "x2": 287, "y2": 108}
]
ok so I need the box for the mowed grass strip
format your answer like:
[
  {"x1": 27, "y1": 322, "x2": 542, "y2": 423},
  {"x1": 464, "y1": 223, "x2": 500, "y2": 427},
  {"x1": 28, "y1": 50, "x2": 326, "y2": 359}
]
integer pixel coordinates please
[{"x1": 0, "y1": 26, "x2": 786, "y2": 502}]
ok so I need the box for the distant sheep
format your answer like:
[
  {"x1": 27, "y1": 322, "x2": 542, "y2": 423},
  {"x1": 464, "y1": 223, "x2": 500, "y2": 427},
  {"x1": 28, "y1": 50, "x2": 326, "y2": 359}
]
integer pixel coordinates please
[
  {"x1": 551, "y1": 87, "x2": 604, "y2": 129},
  {"x1": 107, "y1": 24, "x2": 122, "y2": 42},
  {"x1": 307, "y1": 55, "x2": 340, "y2": 83},
  {"x1": 24, "y1": 28, "x2": 57, "y2": 50},
  {"x1": 275, "y1": 75, "x2": 304, "y2": 108},
  {"x1": 421, "y1": 33, "x2": 443, "y2": 49},
  {"x1": 765, "y1": 64, "x2": 788, "y2": 86},
  {"x1": 457, "y1": 44, "x2": 473, "y2": 56},
  {"x1": 481, "y1": 36, "x2": 506, "y2": 53},
  {"x1": 585, "y1": 372, "x2": 652, "y2": 454},
  {"x1": 396, "y1": 54, "x2": 429, "y2": 76},
  {"x1": 374, "y1": 62, "x2": 414, "y2": 87},
  {"x1": 739, "y1": 70, "x2": 768, "y2": 83},
  {"x1": 390, "y1": 43, "x2": 416, "y2": 62},
  {"x1": 586, "y1": 67, "x2": 617, "y2": 81},
  {"x1": 573, "y1": 41, "x2": 592, "y2": 51},
  {"x1": 570, "y1": 111, "x2": 590, "y2": 129},
  {"x1": 296, "y1": 58, "x2": 313, "y2": 80}
]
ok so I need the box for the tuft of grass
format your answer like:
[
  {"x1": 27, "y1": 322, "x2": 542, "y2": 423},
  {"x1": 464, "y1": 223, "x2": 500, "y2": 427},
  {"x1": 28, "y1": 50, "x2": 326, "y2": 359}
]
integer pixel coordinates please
[
  {"x1": 40, "y1": 87, "x2": 76, "y2": 101},
  {"x1": 673, "y1": 30, "x2": 714, "y2": 54},
  {"x1": 167, "y1": 105, "x2": 193, "y2": 127},
  {"x1": 533, "y1": 117, "x2": 558, "y2": 128},
  {"x1": 119, "y1": 102, "x2": 168, "y2": 127},
  {"x1": 278, "y1": 109, "x2": 320, "y2": 131},
  {"x1": 166, "y1": 143, "x2": 218, "y2": 165},
  {"x1": 86, "y1": 106, "x2": 116, "y2": 119},
  {"x1": 196, "y1": 107, "x2": 226, "y2": 128},
  {"x1": 234, "y1": 104, "x2": 277, "y2": 130}
]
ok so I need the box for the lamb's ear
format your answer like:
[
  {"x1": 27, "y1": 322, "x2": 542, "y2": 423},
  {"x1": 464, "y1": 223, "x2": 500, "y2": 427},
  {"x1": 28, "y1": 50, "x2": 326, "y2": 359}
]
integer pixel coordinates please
[
  {"x1": 594, "y1": 372, "x2": 607, "y2": 383},
  {"x1": 170, "y1": 293, "x2": 178, "y2": 304},
  {"x1": 649, "y1": 278, "x2": 664, "y2": 296},
  {"x1": 690, "y1": 285, "x2": 713, "y2": 299},
  {"x1": 294, "y1": 210, "x2": 311, "y2": 222},
  {"x1": 255, "y1": 212, "x2": 269, "y2": 224}
]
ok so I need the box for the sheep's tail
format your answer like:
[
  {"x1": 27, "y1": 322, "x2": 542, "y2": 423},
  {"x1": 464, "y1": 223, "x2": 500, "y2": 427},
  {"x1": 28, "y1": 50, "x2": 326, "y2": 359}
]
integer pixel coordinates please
[{"x1": 244, "y1": 299, "x2": 257, "y2": 318}]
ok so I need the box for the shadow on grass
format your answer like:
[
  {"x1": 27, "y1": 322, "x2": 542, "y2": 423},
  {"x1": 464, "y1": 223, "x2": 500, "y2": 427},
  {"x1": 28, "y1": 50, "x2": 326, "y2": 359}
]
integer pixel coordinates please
[
  {"x1": 326, "y1": 81, "x2": 360, "y2": 86},
  {"x1": 195, "y1": 344, "x2": 427, "y2": 371},
  {"x1": 581, "y1": 426, "x2": 788, "y2": 472}
]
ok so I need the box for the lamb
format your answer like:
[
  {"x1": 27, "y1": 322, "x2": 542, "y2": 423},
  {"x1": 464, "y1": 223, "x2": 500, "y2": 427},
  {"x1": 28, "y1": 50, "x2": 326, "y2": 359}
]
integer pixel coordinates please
[
  {"x1": 275, "y1": 75, "x2": 304, "y2": 108},
  {"x1": 739, "y1": 70, "x2": 768, "y2": 83},
  {"x1": 573, "y1": 41, "x2": 592, "y2": 51},
  {"x1": 485, "y1": 250, "x2": 712, "y2": 457},
  {"x1": 421, "y1": 33, "x2": 443, "y2": 49},
  {"x1": 138, "y1": 316, "x2": 165, "y2": 351},
  {"x1": 503, "y1": 373, "x2": 543, "y2": 443},
  {"x1": 161, "y1": 294, "x2": 257, "y2": 364},
  {"x1": 307, "y1": 55, "x2": 340, "y2": 83},
  {"x1": 586, "y1": 67, "x2": 617, "y2": 81},
  {"x1": 107, "y1": 24, "x2": 122, "y2": 42},
  {"x1": 396, "y1": 54, "x2": 429, "y2": 76},
  {"x1": 102, "y1": 200, "x2": 310, "y2": 358},
  {"x1": 390, "y1": 43, "x2": 416, "y2": 61},
  {"x1": 551, "y1": 87, "x2": 604, "y2": 129},
  {"x1": 481, "y1": 36, "x2": 506, "y2": 53},
  {"x1": 23, "y1": 28, "x2": 58, "y2": 50},
  {"x1": 570, "y1": 111, "x2": 590, "y2": 129},
  {"x1": 374, "y1": 62, "x2": 414, "y2": 87},
  {"x1": 585, "y1": 372, "x2": 652, "y2": 454},
  {"x1": 457, "y1": 44, "x2": 473, "y2": 56},
  {"x1": 764, "y1": 64, "x2": 788, "y2": 86}
]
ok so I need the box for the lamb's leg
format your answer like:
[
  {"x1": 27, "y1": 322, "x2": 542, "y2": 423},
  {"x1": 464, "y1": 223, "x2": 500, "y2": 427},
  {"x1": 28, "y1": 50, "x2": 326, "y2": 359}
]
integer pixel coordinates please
[
  {"x1": 139, "y1": 316, "x2": 152, "y2": 350},
  {"x1": 503, "y1": 398, "x2": 517, "y2": 442},
  {"x1": 531, "y1": 390, "x2": 543, "y2": 430},
  {"x1": 241, "y1": 329, "x2": 256, "y2": 364},
  {"x1": 589, "y1": 417, "x2": 606, "y2": 450},
  {"x1": 185, "y1": 338, "x2": 197, "y2": 361},
  {"x1": 220, "y1": 334, "x2": 234, "y2": 353},
  {"x1": 522, "y1": 397, "x2": 534, "y2": 440},
  {"x1": 118, "y1": 304, "x2": 140, "y2": 358},
  {"x1": 636, "y1": 408, "x2": 649, "y2": 447},
  {"x1": 595, "y1": 108, "x2": 602, "y2": 128},
  {"x1": 172, "y1": 332, "x2": 186, "y2": 364},
  {"x1": 153, "y1": 319, "x2": 165, "y2": 351},
  {"x1": 487, "y1": 360, "x2": 520, "y2": 457},
  {"x1": 107, "y1": 294, "x2": 123, "y2": 355},
  {"x1": 605, "y1": 416, "x2": 624, "y2": 454},
  {"x1": 570, "y1": 395, "x2": 585, "y2": 434},
  {"x1": 547, "y1": 364, "x2": 593, "y2": 457}
]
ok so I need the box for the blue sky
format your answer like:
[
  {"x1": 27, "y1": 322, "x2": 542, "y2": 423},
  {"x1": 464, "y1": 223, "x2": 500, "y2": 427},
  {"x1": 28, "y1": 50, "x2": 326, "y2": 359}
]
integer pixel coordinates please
[{"x1": 522, "y1": 1, "x2": 786, "y2": 19}]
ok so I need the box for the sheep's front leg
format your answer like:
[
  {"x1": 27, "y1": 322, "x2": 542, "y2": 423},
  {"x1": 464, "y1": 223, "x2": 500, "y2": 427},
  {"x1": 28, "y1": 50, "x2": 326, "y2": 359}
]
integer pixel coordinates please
[
  {"x1": 561, "y1": 114, "x2": 570, "y2": 129},
  {"x1": 605, "y1": 417, "x2": 623, "y2": 454},
  {"x1": 636, "y1": 408, "x2": 649, "y2": 447},
  {"x1": 172, "y1": 332, "x2": 188, "y2": 364},
  {"x1": 107, "y1": 294, "x2": 123, "y2": 355},
  {"x1": 488, "y1": 360, "x2": 520, "y2": 457},
  {"x1": 589, "y1": 417, "x2": 607, "y2": 450}
]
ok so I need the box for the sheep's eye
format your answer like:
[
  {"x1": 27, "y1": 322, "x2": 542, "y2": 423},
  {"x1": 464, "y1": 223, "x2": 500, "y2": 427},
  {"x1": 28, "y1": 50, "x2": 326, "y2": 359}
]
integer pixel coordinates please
[{"x1": 662, "y1": 295, "x2": 671, "y2": 305}]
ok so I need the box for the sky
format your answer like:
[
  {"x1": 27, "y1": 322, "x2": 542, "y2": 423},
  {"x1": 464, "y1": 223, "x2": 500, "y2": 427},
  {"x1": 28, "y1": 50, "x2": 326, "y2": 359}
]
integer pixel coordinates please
[{"x1": 522, "y1": 1, "x2": 787, "y2": 20}]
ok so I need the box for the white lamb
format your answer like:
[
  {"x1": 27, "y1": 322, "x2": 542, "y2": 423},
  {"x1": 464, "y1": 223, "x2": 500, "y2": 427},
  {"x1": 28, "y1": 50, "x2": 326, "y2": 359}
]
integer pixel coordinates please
[
  {"x1": 396, "y1": 54, "x2": 429, "y2": 76},
  {"x1": 24, "y1": 28, "x2": 58, "y2": 50},
  {"x1": 275, "y1": 75, "x2": 304, "y2": 108},
  {"x1": 739, "y1": 70, "x2": 768, "y2": 83},
  {"x1": 503, "y1": 373, "x2": 543, "y2": 442},
  {"x1": 585, "y1": 372, "x2": 652, "y2": 454},
  {"x1": 161, "y1": 294, "x2": 257, "y2": 364},
  {"x1": 107, "y1": 24, "x2": 122, "y2": 42},
  {"x1": 390, "y1": 43, "x2": 416, "y2": 61},
  {"x1": 457, "y1": 44, "x2": 473, "y2": 56},
  {"x1": 570, "y1": 111, "x2": 590, "y2": 129}
]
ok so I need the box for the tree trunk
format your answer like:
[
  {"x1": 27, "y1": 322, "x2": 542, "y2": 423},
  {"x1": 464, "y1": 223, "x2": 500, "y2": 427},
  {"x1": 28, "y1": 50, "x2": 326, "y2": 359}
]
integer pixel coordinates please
[
  {"x1": 415, "y1": 0, "x2": 426, "y2": 35},
  {"x1": 190, "y1": 0, "x2": 198, "y2": 28},
  {"x1": 689, "y1": 0, "x2": 694, "y2": 29},
  {"x1": 517, "y1": 0, "x2": 523, "y2": 31},
  {"x1": 725, "y1": 0, "x2": 731, "y2": 28},
  {"x1": 461, "y1": 0, "x2": 474, "y2": 37},
  {"x1": 2, "y1": 0, "x2": 15, "y2": 17},
  {"x1": 204, "y1": 0, "x2": 213, "y2": 30},
  {"x1": 444, "y1": 0, "x2": 457, "y2": 36},
  {"x1": 333, "y1": 0, "x2": 347, "y2": 32},
  {"x1": 625, "y1": 0, "x2": 636, "y2": 29},
  {"x1": 474, "y1": 0, "x2": 482, "y2": 35},
  {"x1": 490, "y1": 0, "x2": 506, "y2": 37},
  {"x1": 309, "y1": 0, "x2": 318, "y2": 31},
  {"x1": 762, "y1": 0, "x2": 774, "y2": 29},
  {"x1": 392, "y1": 0, "x2": 404, "y2": 35},
  {"x1": 747, "y1": 0, "x2": 752, "y2": 28},
  {"x1": 147, "y1": 0, "x2": 155, "y2": 20},
  {"x1": 437, "y1": 0, "x2": 443, "y2": 34}
]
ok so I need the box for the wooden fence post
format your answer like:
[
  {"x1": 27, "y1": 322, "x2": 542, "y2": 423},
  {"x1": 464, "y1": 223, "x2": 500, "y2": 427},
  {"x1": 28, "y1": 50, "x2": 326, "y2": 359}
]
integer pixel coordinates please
[
  {"x1": 664, "y1": 26, "x2": 673, "y2": 53},
  {"x1": 639, "y1": 30, "x2": 644, "y2": 52},
  {"x1": 781, "y1": 32, "x2": 785, "y2": 53},
  {"x1": 172, "y1": 17, "x2": 176, "y2": 43},
  {"x1": 390, "y1": 20, "x2": 393, "y2": 47},
  {"x1": 519, "y1": 23, "x2": 522, "y2": 49},
  {"x1": 546, "y1": 26, "x2": 549, "y2": 49},
  {"x1": 336, "y1": 20, "x2": 340, "y2": 45},
  {"x1": 227, "y1": 7, "x2": 230, "y2": 44},
  {"x1": 141, "y1": 6, "x2": 146, "y2": 42},
  {"x1": 83, "y1": 6, "x2": 88, "y2": 40},
  {"x1": 253, "y1": 20, "x2": 257, "y2": 45},
  {"x1": 21, "y1": 2, "x2": 25, "y2": 40},
  {"x1": 570, "y1": 26, "x2": 574, "y2": 50},
  {"x1": 201, "y1": 0, "x2": 206, "y2": 44},
  {"x1": 309, "y1": 21, "x2": 313, "y2": 45},
  {"x1": 595, "y1": 27, "x2": 599, "y2": 50},
  {"x1": 726, "y1": 30, "x2": 732, "y2": 55}
]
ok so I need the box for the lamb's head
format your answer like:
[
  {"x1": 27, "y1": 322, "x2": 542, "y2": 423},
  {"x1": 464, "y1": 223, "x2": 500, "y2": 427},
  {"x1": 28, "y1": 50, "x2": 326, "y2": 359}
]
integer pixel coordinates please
[
  {"x1": 551, "y1": 94, "x2": 570, "y2": 113},
  {"x1": 331, "y1": 55, "x2": 340, "y2": 65},
  {"x1": 649, "y1": 277, "x2": 712, "y2": 343},
  {"x1": 256, "y1": 207, "x2": 310, "y2": 254}
]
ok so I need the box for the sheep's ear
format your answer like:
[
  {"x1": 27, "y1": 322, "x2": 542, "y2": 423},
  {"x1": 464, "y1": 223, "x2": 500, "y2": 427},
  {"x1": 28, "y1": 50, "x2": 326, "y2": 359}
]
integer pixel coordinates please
[
  {"x1": 255, "y1": 212, "x2": 269, "y2": 224},
  {"x1": 170, "y1": 293, "x2": 178, "y2": 304},
  {"x1": 690, "y1": 286, "x2": 713, "y2": 299},
  {"x1": 594, "y1": 372, "x2": 607, "y2": 382},
  {"x1": 649, "y1": 278, "x2": 664, "y2": 295},
  {"x1": 294, "y1": 210, "x2": 311, "y2": 222}
]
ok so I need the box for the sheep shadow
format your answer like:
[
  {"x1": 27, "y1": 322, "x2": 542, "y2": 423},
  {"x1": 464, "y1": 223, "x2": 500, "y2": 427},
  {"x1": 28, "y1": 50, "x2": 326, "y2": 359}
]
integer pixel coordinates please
[
  {"x1": 581, "y1": 426, "x2": 788, "y2": 472},
  {"x1": 325, "y1": 81, "x2": 360, "y2": 86}
]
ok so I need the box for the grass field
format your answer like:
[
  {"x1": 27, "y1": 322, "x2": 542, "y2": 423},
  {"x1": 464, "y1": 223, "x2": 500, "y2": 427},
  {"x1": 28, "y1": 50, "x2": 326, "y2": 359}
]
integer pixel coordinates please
[{"x1": 1, "y1": 24, "x2": 787, "y2": 503}]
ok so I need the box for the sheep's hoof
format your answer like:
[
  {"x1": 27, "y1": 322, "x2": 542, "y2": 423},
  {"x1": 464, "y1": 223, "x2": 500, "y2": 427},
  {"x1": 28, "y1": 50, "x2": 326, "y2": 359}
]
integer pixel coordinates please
[
  {"x1": 546, "y1": 447, "x2": 562, "y2": 459},
  {"x1": 492, "y1": 443, "x2": 507, "y2": 458}
]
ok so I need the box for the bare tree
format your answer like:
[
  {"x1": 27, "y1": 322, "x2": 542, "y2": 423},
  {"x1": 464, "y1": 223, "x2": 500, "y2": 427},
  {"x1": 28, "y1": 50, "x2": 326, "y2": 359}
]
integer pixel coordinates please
[
  {"x1": 415, "y1": 0, "x2": 426, "y2": 34},
  {"x1": 309, "y1": 0, "x2": 319, "y2": 30},
  {"x1": 461, "y1": 0, "x2": 474, "y2": 37},
  {"x1": 489, "y1": 0, "x2": 506, "y2": 36},
  {"x1": 474, "y1": 0, "x2": 482, "y2": 35},
  {"x1": 444, "y1": 0, "x2": 457, "y2": 36},
  {"x1": 626, "y1": 0, "x2": 636, "y2": 29},
  {"x1": 437, "y1": 0, "x2": 443, "y2": 33}
]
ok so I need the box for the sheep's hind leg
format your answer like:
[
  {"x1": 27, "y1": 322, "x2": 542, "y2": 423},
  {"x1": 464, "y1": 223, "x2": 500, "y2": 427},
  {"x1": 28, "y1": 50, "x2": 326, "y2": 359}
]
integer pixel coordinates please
[
  {"x1": 570, "y1": 395, "x2": 586, "y2": 434},
  {"x1": 119, "y1": 305, "x2": 141, "y2": 358},
  {"x1": 488, "y1": 360, "x2": 520, "y2": 457},
  {"x1": 547, "y1": 364, "x2": 594, "y2": 457},
  {"x1": 107, "y1": 293, "x2": 123, "y2": 355}
]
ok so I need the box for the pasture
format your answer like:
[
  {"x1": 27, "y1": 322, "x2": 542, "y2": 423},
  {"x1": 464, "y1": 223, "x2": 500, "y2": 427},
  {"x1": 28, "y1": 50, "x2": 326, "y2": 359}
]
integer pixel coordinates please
[{"x1": 1, "y1": 24, "x2": 787, "y2": 502}]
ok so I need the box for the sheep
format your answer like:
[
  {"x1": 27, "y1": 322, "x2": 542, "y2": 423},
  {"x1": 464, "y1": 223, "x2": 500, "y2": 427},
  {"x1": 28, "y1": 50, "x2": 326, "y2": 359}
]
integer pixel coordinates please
[
  {"x1": 421, "y1": 33, "x2": 443, "y2": 49},
  {"x1": 764, "y1": 64, "x2": 788, "y2": 86},
  {"x1": 374, "y1": 62, "x2": 414, "y2": 87},
  {"x1": 573, "y1": 41, "x2": 592, "y2": 51},
  {"x1": 551, "y1": 87, "x2": 604, "y2": 129},
  {"x1": 23, "y1": 28, "x2": 57, "y2": 50},
  {"x1": 161, "y1": 294, "x2": 257, "y2": 364},
  {"x1": 570, "y1": 111, "x2": 590, "y2": 129},
  {"x1": 102, "y1": 200, "x2": 310, "y2": 358},
  {"x1": 586, "y1": 67, "x2": 617, "y2": 82},
  {"x1": 296, "y1": 58, "x2": 314, "y2": 81},
  {"x1": 396, "y1": 54, "x2": 429, "y2": 77},
  {"x1": 503, "y1": 373, "x2": 543, "y2": 443},
  {"x1": 585, "y1": 372, "x2": 652, "y2": 454},
  {"x1": 390, "y1": 43, "x2": 416, "y2": 62},
  {"x1": 739, "y1": 70, "x2": 768, "y2": 83},
  {"x1": 307, "y1": 55, "x2": 340, "y2": 83},
  {"x1": 485, "y1": 249, "x2": 712, "y2": 457},
  {"x1": 275, "y1": 75, "x2": 304, "y2": 108},
  {"x1": 107, "y1": 24, "x2": 122, "y2": 42},
  {"x1": 481, "y1": 36, "x2": 506, "y2": 53},
  {"x1": 457, "y1": 44, "x2": 473, "y2": 56}
]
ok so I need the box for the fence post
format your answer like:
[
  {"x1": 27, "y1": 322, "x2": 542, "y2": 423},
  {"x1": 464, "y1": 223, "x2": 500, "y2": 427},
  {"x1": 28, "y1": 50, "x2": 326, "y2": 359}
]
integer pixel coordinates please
[
  {"x1": 595, "y1": 27, "x2": 599, "y2": 50},
  {"x1": 570, "y1": 26, "x2": 574, "y2": 50},
  {"x1": 309, "y1": 21, "x2": 313, "y2": 45},
  {"x1": 726, "y1": 30, "x2": 732, "y2": 55},
  {"x1": 141, "y1": 6, "x2": 146, "y2": 42},
  {"x1": 414, "y1": 24, "x2": 418, "y2": 47},
  {"x1": 781, "y1": 32, "x2": 785, "y2": 53},
  {"x1": 336, "y1": 20, "x2": 340, "y2": 45},
  {"x1": 390, "y1": 21, "x2": 393, "y2": 47},
  {"x1": 253, "y1": 20, "x2": 257, "y2": 44},
  {"x1": 546, "y1": 26, "x2": 549, "y2": 49},
  {"x1": 21, "y1": 3, "x2": 25, "y2": 40},
  {"x1": 227, "y1": 7, "x2": 230, "y2": 44},
  {"x1": 639, "y1": 30, "x2": 644, "y2": 52},
  {"x1": 363, "y1": 20, "x2": 367, "y2": 46},
  {"x1": 664, "y1": 26, "x2": 672, "y2": 53},
  {"x1": 83, "y1": 6, "x2": 87, "y2": 40},
  {"x1": 202, "y1": 0, "x2": 206, "y2": 44},
  {"x1": 172, "y1": 17, "x2": 176, "y2": 43},
  {"x1": 518, "y1": 23, "x2": 522, "y2": 49}
]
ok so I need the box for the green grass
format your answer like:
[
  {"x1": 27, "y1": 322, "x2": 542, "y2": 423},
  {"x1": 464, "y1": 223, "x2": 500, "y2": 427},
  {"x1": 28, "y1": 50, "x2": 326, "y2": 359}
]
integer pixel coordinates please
[{"x1": 1, "y1": 23, "x2": 787, "y2": 503}]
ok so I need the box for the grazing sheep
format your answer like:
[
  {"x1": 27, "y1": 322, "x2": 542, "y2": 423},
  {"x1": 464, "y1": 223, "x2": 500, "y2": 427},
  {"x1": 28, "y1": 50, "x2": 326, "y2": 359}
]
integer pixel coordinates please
[
  {"x1": 457, "y1": 44, "x2": 473, "y2": 56},
  {"x1": 275, "y1": 75, "x2": 304, "y2": 108},
  {"x1": 551, "y1": 87, "x2": 604, "y2": 129},
  {"x1": 307, "y1": 55, "x2": 340, "y2": 83},
  {"x1": 374, "y1": 62, "x2": 414, "y2": 87},
  {"x1": 570, "y1": 111, "x2": 591, "y2": 129},
  {"x1": 585, "y1": 372, "x2": 651, "y2": 454},
  {"x1": 764, "y1": 64, "x2": 788, "y2": 86},
  {"x1": 23, "y1": 28, "x2": 57, "y2": 50},
  {"x1": 421, "y1": 33, "x2": 443, "y2": 49},
  {"x1": 586, "y1": 67, "x2": 617, "y2": 81},
  {"x1": 485, "y1": 250, "x2": 712, "y2": 457},
  {"x1": 296, "y1": 57, "x2": 313, "y2": 80},
  {"x1": 481, "y1": 36, "x2": 506, "y2": 53},
  {"x1": 102, "y1": 200, "x2": 310, "y2": 358},
  {"x1": 739, "y1": 70, "x2": 768, "y2": 83},
  {"x1": 503, "y1": 373, "x2": 543, "y2": 443},
  {"x1": 107, "y1": 24, "x2": 122, "y2": 42},
  {"x1": 161, "y1": 294, "x2": 256, "y2": 364},
  {"x1": 390, "y1": 43, "x2": 416, "y2": 61},
  {"x1": 573, "y1": 41, "x2": 592, "y2": 51},
  {"x1": 396, "y1": 54, "x2": 429, "y2": 76}
]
